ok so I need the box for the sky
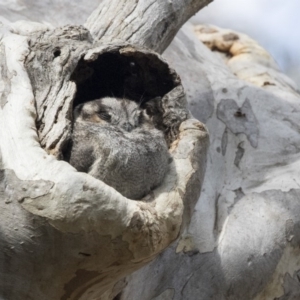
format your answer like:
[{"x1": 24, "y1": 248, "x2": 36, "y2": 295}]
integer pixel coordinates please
[{"x1": 192, "y1": 0, "x2": 300, "y2": 86}]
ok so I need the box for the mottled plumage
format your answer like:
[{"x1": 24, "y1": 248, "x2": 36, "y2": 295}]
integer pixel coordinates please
[{"x1": 69, "y1": 97, "x2": 170, "y2": 199}]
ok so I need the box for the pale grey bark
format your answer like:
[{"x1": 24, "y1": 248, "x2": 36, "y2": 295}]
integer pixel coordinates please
[
  {"x1": 1, "y1": 1, "x2": 299, "y2": 300},
  {"x1": 85, "y1": 0, "x2": 213, "y2": 53},
  {"x1": 0, "y1": 1, "x2": 210, "y2": 300},
  {"x1": 117, "y1": 24, "x2": 300, "y2": 300}
]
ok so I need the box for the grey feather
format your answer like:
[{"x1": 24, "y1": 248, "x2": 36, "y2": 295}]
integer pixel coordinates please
[{"x1": 69, "y1": 97, "x2": 170, "y2": 200}]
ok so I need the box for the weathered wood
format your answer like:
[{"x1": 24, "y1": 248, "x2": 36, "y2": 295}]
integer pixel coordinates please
[
  {"x1": 85, "y1": 0, "x2": 213, "y2": 53},
  {"x1": 25, "y1": 27, "x2": 189, "y2": 157},
  {"x1": 0, "y1": 1, "x2": 210, "y2": 297},
  {"x1": 117, "y1": 24, "x2": 300, "y2": 300}
]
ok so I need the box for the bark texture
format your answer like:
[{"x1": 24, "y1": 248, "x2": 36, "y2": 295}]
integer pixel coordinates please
[
  {"x1": 0, "y1": 1, "x2": 210, "y2": 299},
  {"x1": 2, "y1": 0, "x2": 300, "y2": 299},
  {"x1": 85, "y1": 0, "x2": 213, "y2": 53},
  {"x1": 117, "y1": 24, "x2": 300, "y2": 300}
]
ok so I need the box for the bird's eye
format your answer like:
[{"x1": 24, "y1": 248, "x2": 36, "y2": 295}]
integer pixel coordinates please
[{"x1": 98, "y1": 111, "x2": 111, "y2": 122}]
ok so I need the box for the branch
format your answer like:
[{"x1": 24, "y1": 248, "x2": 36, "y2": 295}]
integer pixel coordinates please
[{"x1": 85, "y1": 0, "x2": 213, "y2": 53}]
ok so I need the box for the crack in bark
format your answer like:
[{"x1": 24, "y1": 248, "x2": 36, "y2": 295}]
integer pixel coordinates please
[
  {"x1": 39, "y1": 80, "x2": 66, "y2": 146},
  {"x1": 123, "y1": 0, "x2": 139, "y2": 22},
  {"x1": 119, "y1": 15, "x2": 138, "y2": 36},
  {"x1": 141, "y1": 0, "x2": 156, "y2": 18},
  {"x1": 124, "y1": 22, "x2": 147, "y2": 42},
  {"x1": 85, "y1": 0, "x2": 213, "y2": 53},
  {"x1": 213, "y1": 194, "x2": 221, "y2": 235},
  {"x1": 110, "y1": 0, "x2": 139, "y2": 40},
  {"x1": 97, "y1": 21, "x2": 113, "y2": 41}
]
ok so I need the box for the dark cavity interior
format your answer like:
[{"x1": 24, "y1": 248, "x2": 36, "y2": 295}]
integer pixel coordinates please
[{"x1": 70, "y1": 50, "x2": 178, "y2": 108}]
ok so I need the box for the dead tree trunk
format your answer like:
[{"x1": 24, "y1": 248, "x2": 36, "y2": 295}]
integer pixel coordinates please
[{"x1": 0, "y1": 1, "x2": 211, "y2": 299}]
